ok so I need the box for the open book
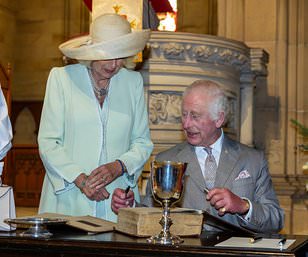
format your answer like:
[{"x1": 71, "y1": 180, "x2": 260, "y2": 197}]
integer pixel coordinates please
[{"x1": 202, "y1": 210, "x2": 257, "y2": 236}]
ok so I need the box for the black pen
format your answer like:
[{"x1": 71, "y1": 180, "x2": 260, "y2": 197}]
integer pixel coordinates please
[
  {"x1": 125, "y1": 186, "x2": 130, "y2": 197},
  {"x1": 249, "y1": 236, "x2": 262, "y2": 244},
  {"x1": 204, "y1": 187, "x2": 210, "y2": 194},
  {"x1": 278, "y1": 238, "x2": 287, "y2": 246}
]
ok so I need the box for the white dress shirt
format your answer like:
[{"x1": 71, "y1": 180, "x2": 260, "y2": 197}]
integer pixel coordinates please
[{"x1": 195, "y1": 132, "x2": 224, "y2": 178}]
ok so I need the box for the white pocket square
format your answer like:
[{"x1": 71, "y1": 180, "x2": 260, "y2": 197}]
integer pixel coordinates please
[{"x1": 235, "y1": 169, "x2": 251, "y2": 180}]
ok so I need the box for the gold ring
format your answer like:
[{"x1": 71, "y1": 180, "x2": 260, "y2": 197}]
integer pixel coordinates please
[{"x1": 220, "y1": 207, "x2": 226, "y2": 213}]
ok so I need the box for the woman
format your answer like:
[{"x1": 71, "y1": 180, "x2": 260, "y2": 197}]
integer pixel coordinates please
[{"x1": 38, "y1": 13, "x2": 153, "y2": 222}]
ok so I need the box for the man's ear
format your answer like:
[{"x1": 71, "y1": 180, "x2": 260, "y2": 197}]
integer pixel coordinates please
[{"x1": 215, "y1": 112, "x2": 225, "y2": 128}]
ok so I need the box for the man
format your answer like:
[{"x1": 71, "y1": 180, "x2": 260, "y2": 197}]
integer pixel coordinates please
[{"x1": 113, "y1": 79, "x2": 284, "y2": 233}]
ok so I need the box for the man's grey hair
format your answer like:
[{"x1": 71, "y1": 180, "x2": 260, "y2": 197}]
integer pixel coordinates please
[{"x1": 183, "y1": 80, "x2": 230, "y2": 123}]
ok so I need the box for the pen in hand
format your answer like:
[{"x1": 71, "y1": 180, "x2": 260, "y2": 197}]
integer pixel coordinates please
[
  {"x1": 125, "y1": 186, "x2": 130, "y2": 197},
  {"x1": 124, "y1": 186, "x2": 131, "y2": 207},
  {"x1": 278, "y1": 237, "x2": 287, "y2": 248}
]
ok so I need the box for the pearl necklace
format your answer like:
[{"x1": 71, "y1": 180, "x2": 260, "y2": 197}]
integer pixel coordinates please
[{"x1": 87, "y1": 68, "x2": 110, "y2": 98}]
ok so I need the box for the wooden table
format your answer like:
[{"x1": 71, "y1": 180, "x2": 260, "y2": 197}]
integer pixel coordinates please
[{"x1": 0, "y1": 229, "x2": 307, "y2": 257}]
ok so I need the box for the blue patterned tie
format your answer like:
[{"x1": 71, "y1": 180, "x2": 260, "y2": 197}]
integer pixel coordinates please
[{"x1": 204, "y1": 147, "x2": 217, "y2": 189}]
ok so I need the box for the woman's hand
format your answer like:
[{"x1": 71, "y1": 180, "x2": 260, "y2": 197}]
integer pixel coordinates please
[
  {"x1": 74, "y1": 173, "x2": 110, "y2": 201},
  {"x1": 87, "y1": 161, "x2": 124, "y2": 190},
  {"x1": 111, "y1": 188, "x2": 135, "y2": 214}
]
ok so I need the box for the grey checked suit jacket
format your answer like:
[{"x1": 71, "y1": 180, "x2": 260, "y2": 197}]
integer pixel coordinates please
[{"x1": 142, "y1": 136, "x2": 284, "y2": 233}]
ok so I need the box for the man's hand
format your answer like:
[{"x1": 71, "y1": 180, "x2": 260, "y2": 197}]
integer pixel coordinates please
[
  {"x1": 206, "y1": 188, "x2": 250, "y2": 216},
  {"x1": 111, "y1": 188, "x2": 134, "y2": 214}
]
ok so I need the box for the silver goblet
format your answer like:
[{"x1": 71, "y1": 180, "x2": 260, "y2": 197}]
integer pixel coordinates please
[{"x1": 147, "y1": 160, "x2": 187, "y2": 245}]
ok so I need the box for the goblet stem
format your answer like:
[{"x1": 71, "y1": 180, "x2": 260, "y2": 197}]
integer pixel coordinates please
[
  {"x1": 160, "y1": 200, "x2": 172, "y2": 239},
  {"x1": 147, "y1": 200, "x2": 183, "y2": 245}
]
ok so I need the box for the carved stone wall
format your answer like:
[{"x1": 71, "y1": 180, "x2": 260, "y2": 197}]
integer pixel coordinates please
[{"x1": 140, "y1": 31, "x2": 268, "y2": 156}]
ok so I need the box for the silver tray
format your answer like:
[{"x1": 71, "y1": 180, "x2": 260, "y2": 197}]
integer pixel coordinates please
[{"x1": 5, "y1": 217, "x2": 67, "y2": 238}]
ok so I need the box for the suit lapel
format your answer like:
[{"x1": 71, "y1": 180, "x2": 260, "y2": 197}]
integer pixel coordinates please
[
  {"x1": 215, "y1": 137, "x2": 241, "y2": 187},
  {"x1": 171, "y1": 137, "x2": 244, "y2": 192},
  {"x1": 176, "y1": 143, "x2": 207, "y2": 192}
]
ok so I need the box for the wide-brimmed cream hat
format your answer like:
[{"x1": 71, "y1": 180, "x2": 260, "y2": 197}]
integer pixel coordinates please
[{"x1": 59, "y1": 13, "x2": 150, "y2": 60}]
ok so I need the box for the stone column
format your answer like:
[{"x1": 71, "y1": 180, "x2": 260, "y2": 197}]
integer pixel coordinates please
[
  {"x1": 239, "y1": 48, "x2": 269, "y2": 146},
  {"x1": 177, "y1": 0, "x2": 217, "y2": 35},
  {"x1": 239, "y1": 73, "x2": 255, "y2": 146}
]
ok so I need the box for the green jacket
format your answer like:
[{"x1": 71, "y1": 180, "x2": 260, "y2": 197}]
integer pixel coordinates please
[{"x1": 38, "y1": 64, "x2": 153, "y2": 222}]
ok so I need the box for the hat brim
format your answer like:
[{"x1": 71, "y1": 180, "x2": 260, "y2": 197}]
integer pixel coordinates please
[{"x1": 59, "y1": 30, "x2": 150, "y2": 60}]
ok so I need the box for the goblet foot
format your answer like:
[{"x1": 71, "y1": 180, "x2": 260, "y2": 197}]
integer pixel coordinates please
[
  {"x1": 147, "y1": 234, "x2": 183, "y2": 245},
  {"x1": 19, "y1": 225, "x2": 53, "y2": 238}
]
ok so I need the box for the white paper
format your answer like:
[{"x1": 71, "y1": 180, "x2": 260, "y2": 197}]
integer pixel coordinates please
[{"x1": 215, "y1": 237, "x2": 296, "y2": 250}]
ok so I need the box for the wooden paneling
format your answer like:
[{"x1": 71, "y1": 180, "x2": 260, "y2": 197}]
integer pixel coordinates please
[
  {"x1": 7, "y1": 100, "x2": 44, "y2": 207},
  {"x1": 10, "y1": 145, "x2": 45, "y2": 207}
]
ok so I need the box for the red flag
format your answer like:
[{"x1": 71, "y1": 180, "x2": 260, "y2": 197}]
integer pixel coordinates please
[
  {"x1": 83, "y1": 0, "x2": 92, "y2": 12},
  {"x1": 149, "y1": 0, "x2": 174, "y2": 13}
]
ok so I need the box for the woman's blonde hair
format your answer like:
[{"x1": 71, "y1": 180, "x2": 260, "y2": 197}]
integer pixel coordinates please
[{"x1": 77, "y1": 56, "x2": 136, "y2": 70}]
